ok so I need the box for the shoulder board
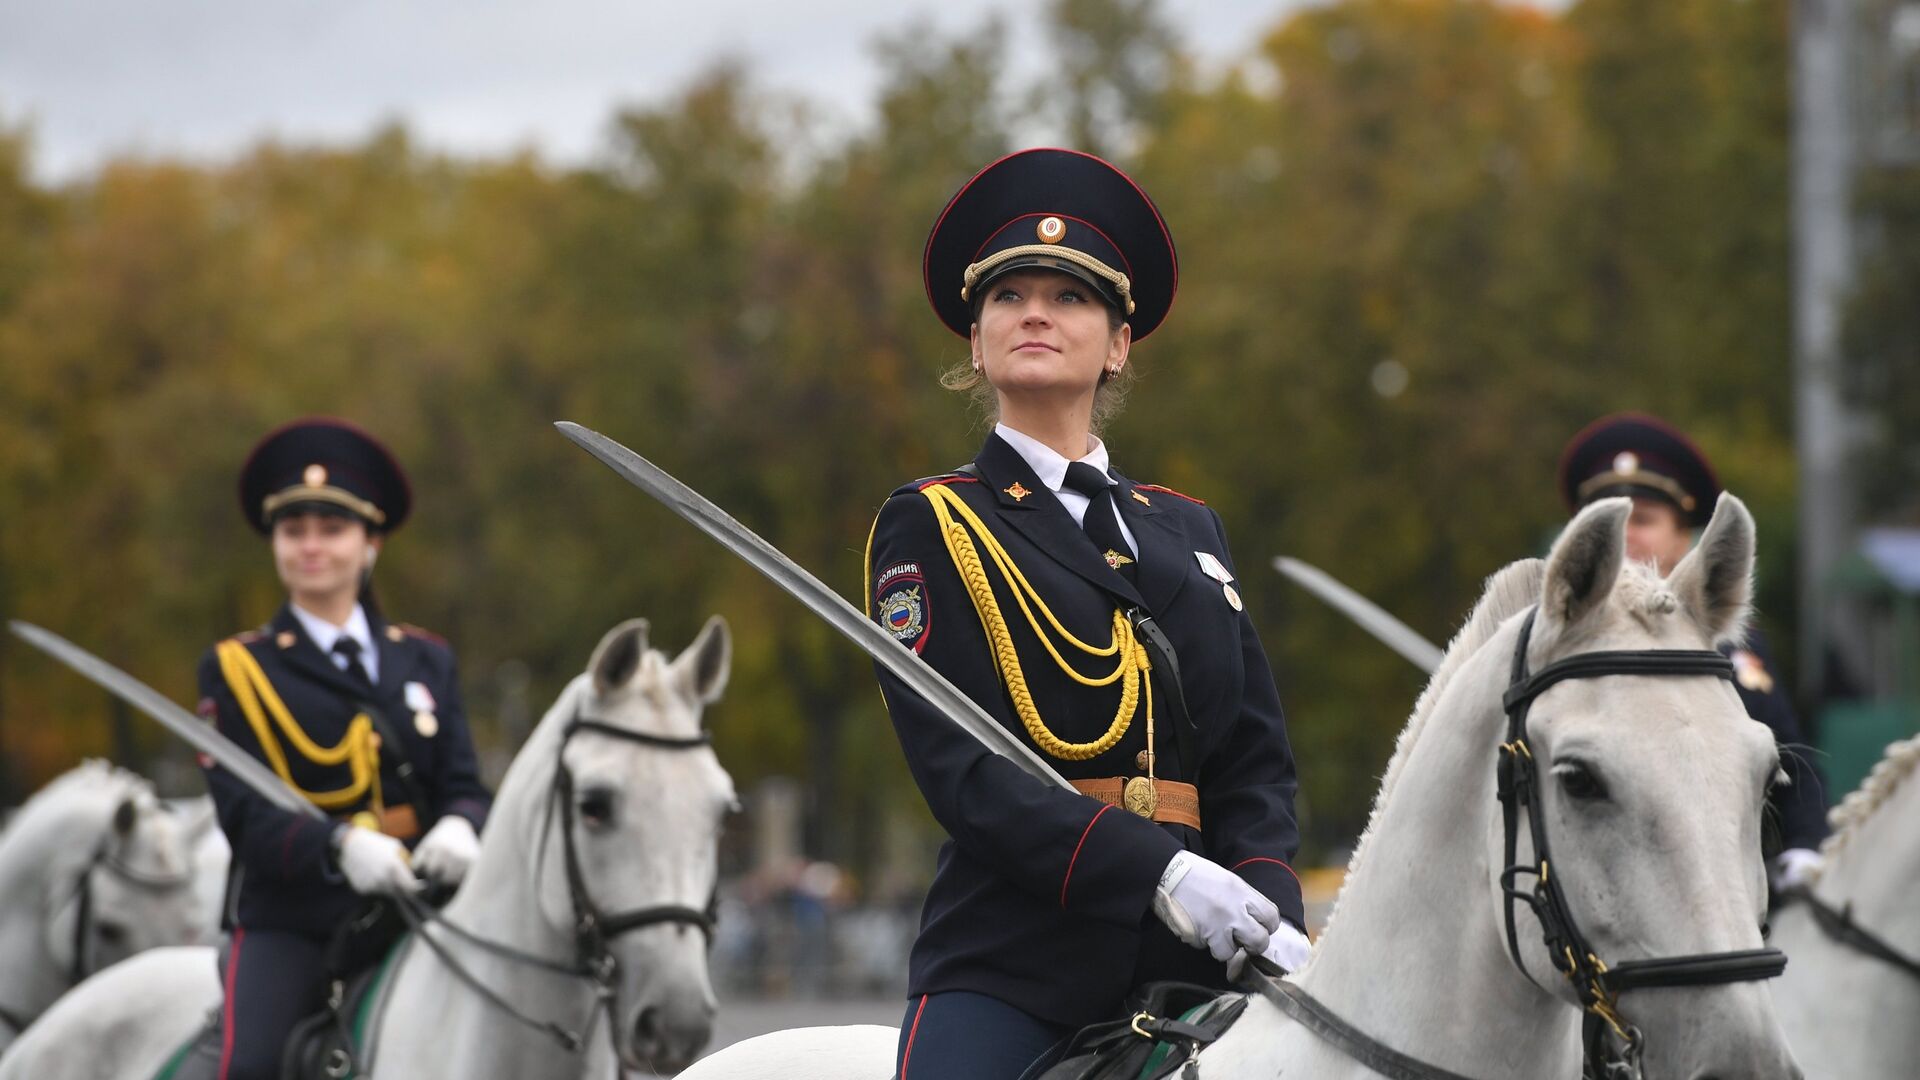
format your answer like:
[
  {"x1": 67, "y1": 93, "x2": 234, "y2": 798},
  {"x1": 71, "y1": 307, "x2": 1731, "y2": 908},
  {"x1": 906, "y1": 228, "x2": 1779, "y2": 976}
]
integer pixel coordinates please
[
  {"x1": 890, "y1": 472, "x2": 979, "y2": 498},
  {"x1": 1133, "y1": 483, "x2": 1206, "y2": 506},
  {"x1": 228, "y1": 627, "x2": 269, "y2": 646},
  {"x1": 386, "y1": 622, "x2": 448, "y2": 647}
]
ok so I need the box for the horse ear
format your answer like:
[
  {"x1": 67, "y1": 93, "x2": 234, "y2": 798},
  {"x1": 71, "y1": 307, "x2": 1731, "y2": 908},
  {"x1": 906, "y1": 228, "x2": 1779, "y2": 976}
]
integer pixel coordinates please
[
  {"x1": 589, "y1": 619, "x2": 650, "y2": 697},
  {"x1": 112, "y1": 796, "x2": 137, "y2": 836},
  {"x1": 1666, "y1": 492, "x2": 1754, "y2": 646},
  {"x1": 674, "y1": 615, "x2": 731, "y2": 706},
  {"x1": 1541, "y1": 497, "x2": 1630, "y2": 636}
]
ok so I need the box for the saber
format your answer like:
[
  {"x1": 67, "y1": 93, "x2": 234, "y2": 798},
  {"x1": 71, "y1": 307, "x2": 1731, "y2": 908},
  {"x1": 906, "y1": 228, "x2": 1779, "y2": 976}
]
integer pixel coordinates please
[
  {"x1": 555, "y1": 421, "x2": 1073, "y2": 791},
  {"x1": 1271, "y1": 557, "x2": 1442, "y2": 674},
  {"x1": 9, "y1": 620, "x2": 326, "y2": 820}
]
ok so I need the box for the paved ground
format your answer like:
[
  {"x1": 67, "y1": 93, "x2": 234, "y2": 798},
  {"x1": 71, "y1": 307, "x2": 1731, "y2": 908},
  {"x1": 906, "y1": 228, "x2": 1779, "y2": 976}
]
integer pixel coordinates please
[{"x1": 707, "y1": 996, "x2": 902, "y2": 1054}]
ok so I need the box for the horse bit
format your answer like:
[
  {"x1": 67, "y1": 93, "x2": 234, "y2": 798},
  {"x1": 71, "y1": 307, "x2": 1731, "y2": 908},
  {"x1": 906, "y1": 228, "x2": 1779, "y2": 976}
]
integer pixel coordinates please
[
  {"x1": 1251, "y1": 606, "x2": 1789, "y2": 1080},
  {"x1": 1497, "y1": 607, "x2": 1787, "y2": 1079},
  {"x1": 387, "y1": 713, "x2": 717, "y2": 1074}
]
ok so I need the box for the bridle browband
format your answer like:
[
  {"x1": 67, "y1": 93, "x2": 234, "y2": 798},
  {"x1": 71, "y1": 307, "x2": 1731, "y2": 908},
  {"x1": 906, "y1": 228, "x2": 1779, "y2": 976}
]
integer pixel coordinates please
[
  {"x1": 1497, "y1": 607, "x2": 1787, "y2": 1076},
  {"x1": 383, "y1": 711, "x2": 720, "y2": 1074}
]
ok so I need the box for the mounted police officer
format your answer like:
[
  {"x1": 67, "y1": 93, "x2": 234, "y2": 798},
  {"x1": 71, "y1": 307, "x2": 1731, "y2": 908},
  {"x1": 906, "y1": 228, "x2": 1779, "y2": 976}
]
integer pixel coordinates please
[
  {"x1": 866, "y1": 149, "x2": 1311, "y2": 1079},
  {"x1": 1559, "y1": 412, "x2": 1829, "y2": 893},
  {"x1": 197, "y1": 417, "x2": 492, "y2": 1080}
]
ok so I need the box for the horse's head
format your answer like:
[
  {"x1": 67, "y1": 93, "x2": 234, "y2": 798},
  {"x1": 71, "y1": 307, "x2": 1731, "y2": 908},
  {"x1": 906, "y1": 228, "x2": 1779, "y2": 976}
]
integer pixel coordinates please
[
  {"x1": 1503, "y1": 494, "x2": 1798, "y2": 1078},
  {"x1": 43, "y1": 781, "x2": 202, "y2": 979},
  {"x1": 546, "y1": 615, "x2": 737, "y2": 1073}
]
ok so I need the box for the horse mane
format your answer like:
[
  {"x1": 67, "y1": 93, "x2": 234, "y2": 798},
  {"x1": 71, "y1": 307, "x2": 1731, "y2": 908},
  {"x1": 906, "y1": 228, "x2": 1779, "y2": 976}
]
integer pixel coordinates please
[
  {"x1": 1317, "y1": 558, "x2": 1544, "y2": 946},
  {"x1": 0, "y1": 761, "x2": 154, "y2": 888},
  {"x1": 1817, "y1": 732, "x2": 1920, "y2": 871}
]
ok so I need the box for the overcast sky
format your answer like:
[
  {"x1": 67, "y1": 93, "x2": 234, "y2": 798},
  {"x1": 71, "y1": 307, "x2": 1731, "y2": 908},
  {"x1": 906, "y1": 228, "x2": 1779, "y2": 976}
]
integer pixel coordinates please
[{"x1": 1, "y1": 1, "x2": 1321, "y2": 183}]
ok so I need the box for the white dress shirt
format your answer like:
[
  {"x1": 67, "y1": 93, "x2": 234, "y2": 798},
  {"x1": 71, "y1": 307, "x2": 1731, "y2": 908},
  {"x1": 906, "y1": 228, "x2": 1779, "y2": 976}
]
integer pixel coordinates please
[
  {"x1": 290, "y1": 601, "x2": 379, "y2": 685},
  {"x1": 994, "y1": 422, "x2": 1139, "y2": 558}
]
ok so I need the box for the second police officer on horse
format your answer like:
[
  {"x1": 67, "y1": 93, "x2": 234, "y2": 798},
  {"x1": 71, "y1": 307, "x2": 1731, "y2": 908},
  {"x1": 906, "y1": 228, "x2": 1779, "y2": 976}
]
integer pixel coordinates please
[{"x1": 198, "y1": 418, "x2": 493, "y2": 1080}]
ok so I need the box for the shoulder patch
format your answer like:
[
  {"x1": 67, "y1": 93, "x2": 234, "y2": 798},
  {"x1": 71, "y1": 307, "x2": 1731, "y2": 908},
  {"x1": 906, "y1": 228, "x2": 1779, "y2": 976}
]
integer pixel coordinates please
[
  {"x1": 1133, "y1": 483, "x2": 1205, "y2": 506},
  {"x1": 873, "y1": 562, "x2": 931, "y2": 653}
]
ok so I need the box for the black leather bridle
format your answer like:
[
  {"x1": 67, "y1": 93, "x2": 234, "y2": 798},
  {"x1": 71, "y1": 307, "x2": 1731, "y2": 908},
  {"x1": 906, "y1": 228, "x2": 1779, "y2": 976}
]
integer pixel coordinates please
[
  {"x1": 386, "y1": 712, "x2": 720, "y2": 1074},
  {"x1": 66, "y1": 833, "x2": 197, "y2": 985},
  {"x1": 1497, "y1": 607, "x2": 1788, "y2": 1077}
]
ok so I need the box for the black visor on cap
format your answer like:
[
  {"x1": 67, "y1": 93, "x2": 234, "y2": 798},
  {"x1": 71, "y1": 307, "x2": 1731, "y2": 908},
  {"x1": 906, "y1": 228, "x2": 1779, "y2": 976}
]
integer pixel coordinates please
[{"x1": 924, "y1": 148, "x2": 1177, "y2": 340}]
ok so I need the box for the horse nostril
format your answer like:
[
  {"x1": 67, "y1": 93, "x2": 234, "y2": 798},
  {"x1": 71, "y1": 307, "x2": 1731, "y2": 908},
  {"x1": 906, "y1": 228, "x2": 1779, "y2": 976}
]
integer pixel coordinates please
[{"x1": 631, "y1": 1005, "x2": 661, "y2": 1047}]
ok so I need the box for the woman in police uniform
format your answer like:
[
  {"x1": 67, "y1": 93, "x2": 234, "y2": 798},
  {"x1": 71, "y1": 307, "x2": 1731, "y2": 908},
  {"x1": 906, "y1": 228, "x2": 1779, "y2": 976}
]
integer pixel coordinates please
[
  {"x1": 866, "y1": 149, "x2": 1310, "y2": 1080},
  {"x1": 198, "y1": 417, "x2": 492, "y2": 1080}
]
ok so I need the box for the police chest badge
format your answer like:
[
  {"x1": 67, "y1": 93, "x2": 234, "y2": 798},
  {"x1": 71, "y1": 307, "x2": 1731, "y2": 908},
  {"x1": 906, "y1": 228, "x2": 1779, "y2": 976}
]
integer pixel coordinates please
[
  {"x1": 405, "y1": 681, "x2": 439, "y2": 737},
  {"x1": 874, "y1": 562, "x2": 931, "y2": 653}
]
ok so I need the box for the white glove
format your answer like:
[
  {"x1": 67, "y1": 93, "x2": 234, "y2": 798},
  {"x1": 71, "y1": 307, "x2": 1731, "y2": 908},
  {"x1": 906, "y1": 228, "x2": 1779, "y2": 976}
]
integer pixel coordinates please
[
  {"x1": 336, "y1": 826, "x2": 421, "y2": 896},
  {"x1": 1770, "y1": 848, "x2": 1823, "y2": 892},
  {"x1": 1151, "y1": 850, "x2": 1279, "y2": 963},
  {"x1": 1262, "y1": 920, "x2": 1312, "y2": 973},
  {"x1": 412, "y1": 815, "x2": 481, "y2": 887}
]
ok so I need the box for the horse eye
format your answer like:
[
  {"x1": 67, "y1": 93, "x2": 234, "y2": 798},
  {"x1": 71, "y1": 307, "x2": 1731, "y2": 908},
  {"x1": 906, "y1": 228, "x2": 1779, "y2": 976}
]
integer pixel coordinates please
[
  {"x1": 578, "y1": 788, "x2": 618, "y2": 827},
  {"x1": 1555, "y1": 761, "x2": 1608, "y2": 801}
]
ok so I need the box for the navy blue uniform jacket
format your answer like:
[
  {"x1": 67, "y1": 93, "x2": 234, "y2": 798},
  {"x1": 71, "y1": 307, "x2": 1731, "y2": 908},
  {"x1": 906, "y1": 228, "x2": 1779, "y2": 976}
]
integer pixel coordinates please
[
  {"x1": 866, "y1": 434, "x2": 1304, "y2": 1028},
  {"x1": 196, "y1": 604, "x2": 492, "y2": 937},
  {"x1": 1724, "y1": 629, "x2": 1827, "y2": 853}
]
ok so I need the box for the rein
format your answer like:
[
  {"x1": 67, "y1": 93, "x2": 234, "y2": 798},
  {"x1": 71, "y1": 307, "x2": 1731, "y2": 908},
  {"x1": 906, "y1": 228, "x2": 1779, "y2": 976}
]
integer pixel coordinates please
[
  {"x1": 381, "y1": 711, "x2": 718, "y2": 1073},
  {"x1": 1246, "y1": 607, "x2": 1788, "y2": 1080},
  {"x1": 1496, "y1": 608, "x2": 1786, "y2": 1077},
  {"x1": 1785, "y1": 886, "x2": 1920, "y2": 982}
]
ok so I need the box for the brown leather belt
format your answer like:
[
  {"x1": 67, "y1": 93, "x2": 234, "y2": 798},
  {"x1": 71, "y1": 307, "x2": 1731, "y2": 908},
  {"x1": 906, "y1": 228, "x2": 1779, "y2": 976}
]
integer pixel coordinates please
[{"x1": 1071, "y1": 778, "x2": 1202, "y2": 830}]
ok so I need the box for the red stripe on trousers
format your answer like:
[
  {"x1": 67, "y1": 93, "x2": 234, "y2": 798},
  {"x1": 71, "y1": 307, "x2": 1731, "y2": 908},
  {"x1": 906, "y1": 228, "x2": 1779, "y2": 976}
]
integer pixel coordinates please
[
  {"x1": 217, "y1": 927, "x2": 246, "y2": 1079},
  {"x1": 899, "y1": 994, "x2": 928, "y2": 1078}
]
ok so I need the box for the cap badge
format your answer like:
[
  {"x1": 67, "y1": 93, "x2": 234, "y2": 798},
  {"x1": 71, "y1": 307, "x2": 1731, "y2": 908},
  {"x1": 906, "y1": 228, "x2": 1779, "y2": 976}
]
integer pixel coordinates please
[
  {"x1": 1036, "y1": 215, "x2": 1066, "y2": 245},
  {"x1": 303, "y1": 463, "x2": 328, "y2": 487},
  {"x1": 1612, "y1": 452, "x2": 1639, "y2": 476},
  {"x1": 1005, "y1": 482, "x2": 1031, "y2": 501}
]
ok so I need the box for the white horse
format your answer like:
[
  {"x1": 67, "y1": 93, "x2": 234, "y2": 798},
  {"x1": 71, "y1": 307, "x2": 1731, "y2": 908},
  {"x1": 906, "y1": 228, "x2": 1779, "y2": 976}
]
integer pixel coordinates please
[
  {"x1": 0, "y1": 762, "x2": 205, "y2": 1054},
  {"x1": 1769, "y1": 733, "x2": 1920, "y2": 1079},
  {"x1": 0, "y1": 616, "x2": 739, "y2": 1079},
  {"x1": 683, "y1": 495, "x2": 1800, "y2": 1079}
]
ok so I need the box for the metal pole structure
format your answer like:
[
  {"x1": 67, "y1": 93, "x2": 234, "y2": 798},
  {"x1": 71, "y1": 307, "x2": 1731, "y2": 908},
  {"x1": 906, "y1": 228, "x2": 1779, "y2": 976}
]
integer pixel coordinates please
[{"x1": 1792, "y1": 0, "x2": 1861, "y2": 698}]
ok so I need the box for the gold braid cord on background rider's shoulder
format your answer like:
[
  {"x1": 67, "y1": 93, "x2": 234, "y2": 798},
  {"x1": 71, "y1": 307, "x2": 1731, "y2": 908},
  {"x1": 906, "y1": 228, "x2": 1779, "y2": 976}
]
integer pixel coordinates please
[
  {"x1": 919, "y1": 484, "x2": 1152, "y2": 762},
  {"x1": 214, "y1": 640, "x2": 385, "y2": 813}
]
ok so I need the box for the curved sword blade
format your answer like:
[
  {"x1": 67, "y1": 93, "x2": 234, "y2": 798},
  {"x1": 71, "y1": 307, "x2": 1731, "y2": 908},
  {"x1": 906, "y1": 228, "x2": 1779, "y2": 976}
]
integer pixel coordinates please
[
  {"x1": 1271, "y1": 557, "x2": 1442, "y2": 674},
  {"x1": 554, "y1": 421, "x2": 1072, "y2": 791},
  {"x1": 9, "y1": 620, "x2": 326, "y2": 820}
]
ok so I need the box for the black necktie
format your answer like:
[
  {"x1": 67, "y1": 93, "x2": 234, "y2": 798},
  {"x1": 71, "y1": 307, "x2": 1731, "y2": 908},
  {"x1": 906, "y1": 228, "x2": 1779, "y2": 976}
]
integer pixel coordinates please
[
  {"x1": 1063, "y1": 462, "x2": 1137, "y2": 583},
  {"x1": 331, "y1": 637, "x2": 374, "y2": 688}
]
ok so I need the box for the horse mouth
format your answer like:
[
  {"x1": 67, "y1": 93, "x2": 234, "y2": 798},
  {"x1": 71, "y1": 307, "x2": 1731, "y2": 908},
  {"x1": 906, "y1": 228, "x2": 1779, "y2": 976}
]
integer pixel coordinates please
[{"x1": 625, "y1": 1003, "x2": 713, "y2": 1074}]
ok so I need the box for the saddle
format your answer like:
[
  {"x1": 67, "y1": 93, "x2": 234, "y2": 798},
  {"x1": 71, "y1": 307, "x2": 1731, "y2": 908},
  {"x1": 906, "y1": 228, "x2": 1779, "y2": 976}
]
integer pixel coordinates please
[
  {"x1": 152, "y1": 901, "x2": 413, "y2": 1080},
  {"x1": 1027, "y1": 982, "x2": 1248, "y2": 1080}
]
